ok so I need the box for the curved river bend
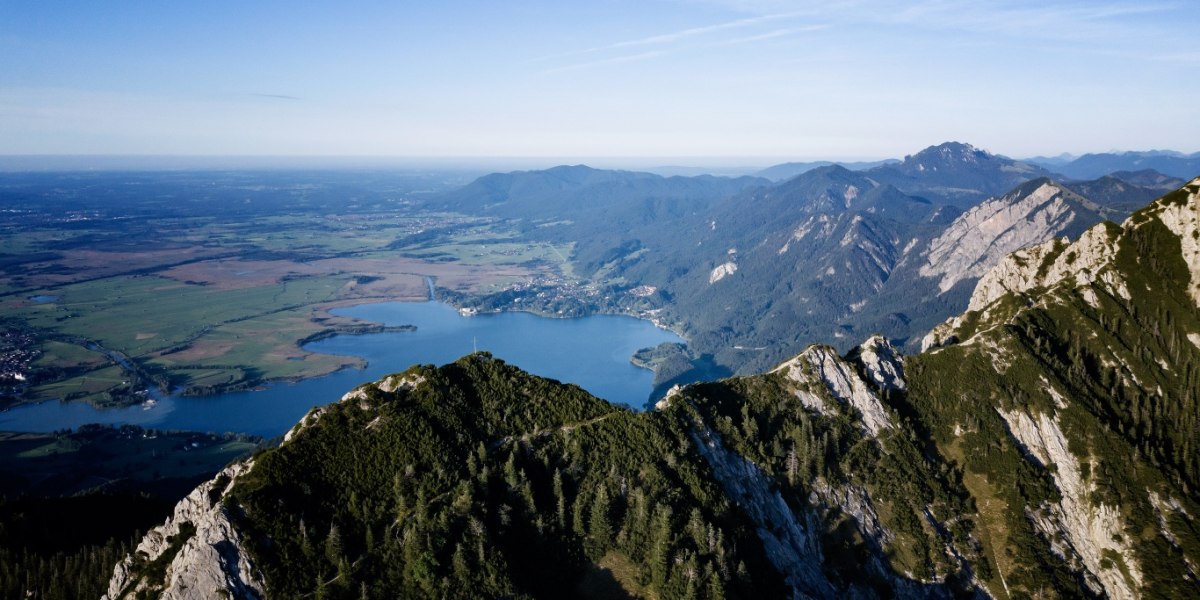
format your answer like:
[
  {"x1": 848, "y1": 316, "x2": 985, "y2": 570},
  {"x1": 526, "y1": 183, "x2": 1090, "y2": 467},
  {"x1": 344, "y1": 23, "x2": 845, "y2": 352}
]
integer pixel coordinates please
[{"x1": 0, "y1": 301, "x2": 683, "y2": 438}]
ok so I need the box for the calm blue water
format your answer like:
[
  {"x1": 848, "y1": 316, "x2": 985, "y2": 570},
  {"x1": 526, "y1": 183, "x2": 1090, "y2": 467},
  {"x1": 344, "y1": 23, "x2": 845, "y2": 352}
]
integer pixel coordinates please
[{"x1": 0, "y1": 302, "x2": 683, "y2": 438}]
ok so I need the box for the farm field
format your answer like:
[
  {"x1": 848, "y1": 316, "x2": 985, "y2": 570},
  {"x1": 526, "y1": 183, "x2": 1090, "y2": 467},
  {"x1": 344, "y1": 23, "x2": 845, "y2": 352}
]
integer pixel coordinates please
[{"x1": 0, "y1": 170, "x2": 569, "y2": 408}]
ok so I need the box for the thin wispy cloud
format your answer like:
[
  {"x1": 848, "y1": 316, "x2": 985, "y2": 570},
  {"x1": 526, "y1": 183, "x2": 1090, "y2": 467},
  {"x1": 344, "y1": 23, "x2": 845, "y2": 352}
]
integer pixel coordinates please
[
  {"x1": 534, "y1": 9, "x2": 821, "y2": 63},
  {"x1": 251, "y1": 93, "x2": 301, "y2": 101},
  {"x1": 541, "y1": 51, "x2": 667, "y2": 75},
  {"x1": 707, "y1": 24, "x2": 829, "y2": 47},
  {"x1": 884, "y1": 0, "x2": 1176, "y2": 39},
  {"x1": 608, "y1": 11, "x2": 804, "y2": 50},
  {"x1": 697, "y1": 0, "x2": 1177, "y2": 41},
  {"x1": 1153, "y1": 52, "x2": 1200, "y2": 64},
  {"x1": 538, "y1": 11, "x2": 826, "y2": 74}
]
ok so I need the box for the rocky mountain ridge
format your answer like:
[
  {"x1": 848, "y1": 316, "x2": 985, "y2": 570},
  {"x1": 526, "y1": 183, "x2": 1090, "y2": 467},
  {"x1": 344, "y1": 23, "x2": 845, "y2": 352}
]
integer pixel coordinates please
[
  {"x1": 917, "y1": 178, "x2": 1103, "y2": 294},
  {"x1": 445, "y1": 142, "x2": 1177, "y2": 381},
  {"x1": 103, "y1": 462, "x2": 264, "y2": 600},
  {"x1": 109, "y1": 178, "x2": 1200, "y2": 598}
]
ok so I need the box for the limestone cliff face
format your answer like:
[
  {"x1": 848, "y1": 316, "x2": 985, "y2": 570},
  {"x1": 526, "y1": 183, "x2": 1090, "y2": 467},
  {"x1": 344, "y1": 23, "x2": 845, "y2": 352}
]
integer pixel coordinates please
[
  {"x1": 772, "y1": 338, "x2": 896, "y2": 436},
  {"x1": 103, "y1": 462, "x2": 264, "y2": 600},
  {"x1": 692, "y1": 336, "x2": 972, "y2": 599},
  {"x1": 914, "y1": 176, "x2": 1200, "y2": 598},
  {"x1": 1153, "y1": 179, "x2": 1200, "y2": 305},
  {"x1": 997, "y1": 407, "x2": 1143, "y2": 598},
  {"x1": 689, "y1": 427, "x2": 836, "y2": 599},
  {"x1": 964, "y1": 176, "x2": 1199, "y2": 315},
  {"x1": 918, "y1": 180, "x2": 1097, "y2": 294}
]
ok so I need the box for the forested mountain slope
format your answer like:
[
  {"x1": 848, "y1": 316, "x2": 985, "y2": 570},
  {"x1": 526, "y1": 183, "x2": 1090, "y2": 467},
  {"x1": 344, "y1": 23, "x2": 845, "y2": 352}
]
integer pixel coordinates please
[
  {"x1": 430, "y1": 164, "x2": 766, "y2": 224},
  {"x1": 438, "y1": 143, "x2": 1176, "y2": 380},
  {"x1": 107, "y1": 180, "x2": 1200, "y2": 598},
  {"x1": 617, "y1": 172, "x2": 1146, "y2": 374}
]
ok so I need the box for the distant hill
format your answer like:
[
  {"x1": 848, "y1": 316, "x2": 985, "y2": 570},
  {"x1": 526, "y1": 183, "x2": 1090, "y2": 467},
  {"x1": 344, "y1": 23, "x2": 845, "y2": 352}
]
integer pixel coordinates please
[
  {"x1": 1022, "y1": 152, "x2": 1077, "y2": 167},
  {"x1": 754, "y1": 159, "x2": 898, "y2": 182},
  {"x1": 1110, "y1": 168, "x2": 1187, "y2": 191},
  {"x1": 1029, "y1": 150, "x2": 1200, "y2": 180},
  {"x1": 428, "y1": 164, "x2": 767, "y2": 222},
  {"x1": 1063, "y1": 172, "x2": 1184, "y2": 214},
  {"x1": 639, "y1": 165, "x2": 762, "y2": 178}
]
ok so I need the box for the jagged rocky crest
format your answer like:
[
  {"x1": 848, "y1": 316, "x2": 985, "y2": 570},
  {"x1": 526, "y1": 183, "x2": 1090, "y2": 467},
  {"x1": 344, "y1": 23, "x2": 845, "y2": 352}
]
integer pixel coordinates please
[
  {"x1": 103, "y1": 462, "x2": 264, "y2": 600},
  {"x1": 917, "y1": 179, "x2": 1103, "y2": 294},
  {"x1": 110, "y1": 179, "x2": 1200, "y2": 598}
]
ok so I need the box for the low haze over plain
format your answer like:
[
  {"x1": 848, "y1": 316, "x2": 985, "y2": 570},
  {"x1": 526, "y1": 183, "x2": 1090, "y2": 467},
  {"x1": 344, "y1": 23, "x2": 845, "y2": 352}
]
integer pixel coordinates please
[{"x1": 2, "y1": 0, "x2": 1198, "y2": 162}]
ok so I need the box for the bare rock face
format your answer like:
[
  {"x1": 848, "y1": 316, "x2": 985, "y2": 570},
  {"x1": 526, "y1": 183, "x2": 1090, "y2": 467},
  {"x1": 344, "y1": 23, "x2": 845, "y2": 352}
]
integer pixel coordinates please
[
  {"x1": 997, "y1": 408, "x2": 1143, "y2": 598},
  {"x1": 919, "y1": 180, "x2": 1091, "y2": 294},
  {"x1": 964, "y1": 176, "x2": 1200, "y2": 315},
  {"x1": 1153, "y1": 178, "x2": 1200, "y2": 306},
  {"x1": 924, "y1": 177, "x2": 1200, "y2": 351},
  {"x1": 689, "y1": 427, "x2": 836, "y2": 599},
  {"x1": 773, "y1": 343, "x2": 894, "y2": 436},
  {"x1": 103, "y1": 462, "x2": 264, "y2": 600},
  {"x1": 966, "y1": 223, "x2": 1125, "y2": 313},
  {"x1": 709, "y1": 260, "x2": 738, "y2": 283},
  {"x1": 851, "y1": 334, "x2": 907, "y2": 392}
]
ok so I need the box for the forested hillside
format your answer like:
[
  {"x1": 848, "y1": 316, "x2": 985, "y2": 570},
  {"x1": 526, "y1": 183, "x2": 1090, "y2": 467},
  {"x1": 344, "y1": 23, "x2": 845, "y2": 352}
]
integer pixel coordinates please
[
  {"x1": 438, "y1": 143, "x2": 1181, "y2": 382},
  {"x1": 107, "y1": 179, "x2": 1200, "y2": 598}
]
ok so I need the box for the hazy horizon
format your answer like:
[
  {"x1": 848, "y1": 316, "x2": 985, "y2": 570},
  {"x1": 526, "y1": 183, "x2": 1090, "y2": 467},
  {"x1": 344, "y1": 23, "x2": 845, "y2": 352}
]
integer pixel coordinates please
[
  {"x1": 0, "y1": 144, "x2": 1197, "y2": 174},
  {"x1": 4, "y1": 1, "x2": 1198, "y2": 159}
]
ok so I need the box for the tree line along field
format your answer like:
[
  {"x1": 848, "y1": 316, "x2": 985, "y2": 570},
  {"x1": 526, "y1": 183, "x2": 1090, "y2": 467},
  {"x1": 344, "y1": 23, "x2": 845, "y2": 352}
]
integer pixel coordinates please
[{"x1": 0, "y1": 171, "x2": 573, "y2": 409}]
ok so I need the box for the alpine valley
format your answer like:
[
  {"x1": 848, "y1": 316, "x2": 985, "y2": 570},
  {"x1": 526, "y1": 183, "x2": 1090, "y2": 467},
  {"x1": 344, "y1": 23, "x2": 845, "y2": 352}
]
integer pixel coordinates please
[
  {"x1": 98, "y1": 170, "x2": 1200, "y2": 598},
  {"x1": 2, "y1": 141, "x2": 1198, "y2": 600}
]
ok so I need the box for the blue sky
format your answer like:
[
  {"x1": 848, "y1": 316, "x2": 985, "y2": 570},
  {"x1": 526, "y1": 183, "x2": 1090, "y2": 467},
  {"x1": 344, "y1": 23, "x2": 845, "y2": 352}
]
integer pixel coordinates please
[{"x1": 1, "y1": 0, "x2": 1197, "y2": 162}]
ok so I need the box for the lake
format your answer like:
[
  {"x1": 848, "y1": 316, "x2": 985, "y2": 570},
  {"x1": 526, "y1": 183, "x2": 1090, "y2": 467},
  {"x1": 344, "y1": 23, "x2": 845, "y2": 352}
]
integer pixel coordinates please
[{"x1": 0, "y1": 301, "x2": 684, "y2": 438}]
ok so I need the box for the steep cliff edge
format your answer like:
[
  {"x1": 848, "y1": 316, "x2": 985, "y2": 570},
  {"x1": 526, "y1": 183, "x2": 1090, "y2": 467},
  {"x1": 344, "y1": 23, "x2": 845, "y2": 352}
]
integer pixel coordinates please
[
  {"x1": 909, "y1": 176, "x2": 1200, "y2": 597},
  {"x1": 918, "y1": 179, "x2": 1102, "y2": 294},
  {"x1": 102, "y1": 461, "x2": 264, "y2": 600}
]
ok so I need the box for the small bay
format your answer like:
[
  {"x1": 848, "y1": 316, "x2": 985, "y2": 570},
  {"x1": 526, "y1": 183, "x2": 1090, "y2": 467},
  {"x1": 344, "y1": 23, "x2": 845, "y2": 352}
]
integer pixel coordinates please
[{"x1": 0, "y1": 301, "x2": 683, "y2": 438}]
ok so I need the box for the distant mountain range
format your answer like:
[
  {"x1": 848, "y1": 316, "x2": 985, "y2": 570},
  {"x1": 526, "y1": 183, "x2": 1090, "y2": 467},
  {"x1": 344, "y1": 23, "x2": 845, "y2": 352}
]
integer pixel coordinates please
[
  {"x1": 1027, "y1": 149, "x2": 1200, "y2": 180},
  {"x1": 430, "y1": 164, "x2": 766, "y2": 223},
  {"x1": 421, "y1": 142, "x2": 1178, "y2": 383},
  {"x1": 865, "y1": 142, "x2": 1058, "y2": 207},
  {"x1": 753, "y1": 159, "x2": 899, "y2": 182}
]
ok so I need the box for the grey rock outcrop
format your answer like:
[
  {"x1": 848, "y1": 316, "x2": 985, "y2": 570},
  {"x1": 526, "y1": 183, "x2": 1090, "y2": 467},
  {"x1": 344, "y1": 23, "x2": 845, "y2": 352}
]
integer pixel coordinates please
[
  {"x1": 103, "y1": 462, "x2": 264, "y2": 600},
  {"x1": 919, "y1": 180, "x2": 1097, "y2": 294},
  {"x1": 773, "y1": 343, "x2": 894, "y2": 436},
  {"x1": 997, "y1": 407, "x2": 1143, "y2": 598}
]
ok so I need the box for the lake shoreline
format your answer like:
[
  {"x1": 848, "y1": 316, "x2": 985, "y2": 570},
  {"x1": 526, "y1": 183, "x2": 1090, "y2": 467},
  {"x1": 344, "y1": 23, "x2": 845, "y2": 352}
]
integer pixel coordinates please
[{"x1": 0, "y1": 299, "x2": 685, "y2": 437}]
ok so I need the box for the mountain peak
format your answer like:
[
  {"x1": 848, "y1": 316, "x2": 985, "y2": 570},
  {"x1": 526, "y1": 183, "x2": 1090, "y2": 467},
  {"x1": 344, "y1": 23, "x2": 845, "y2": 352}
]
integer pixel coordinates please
[
  {"x1": 904, "y1": 141, "x2": 992, "y2": 166},
  {"x1": 868, "y1": 142, "x2": 1053, "y2": 206}
]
